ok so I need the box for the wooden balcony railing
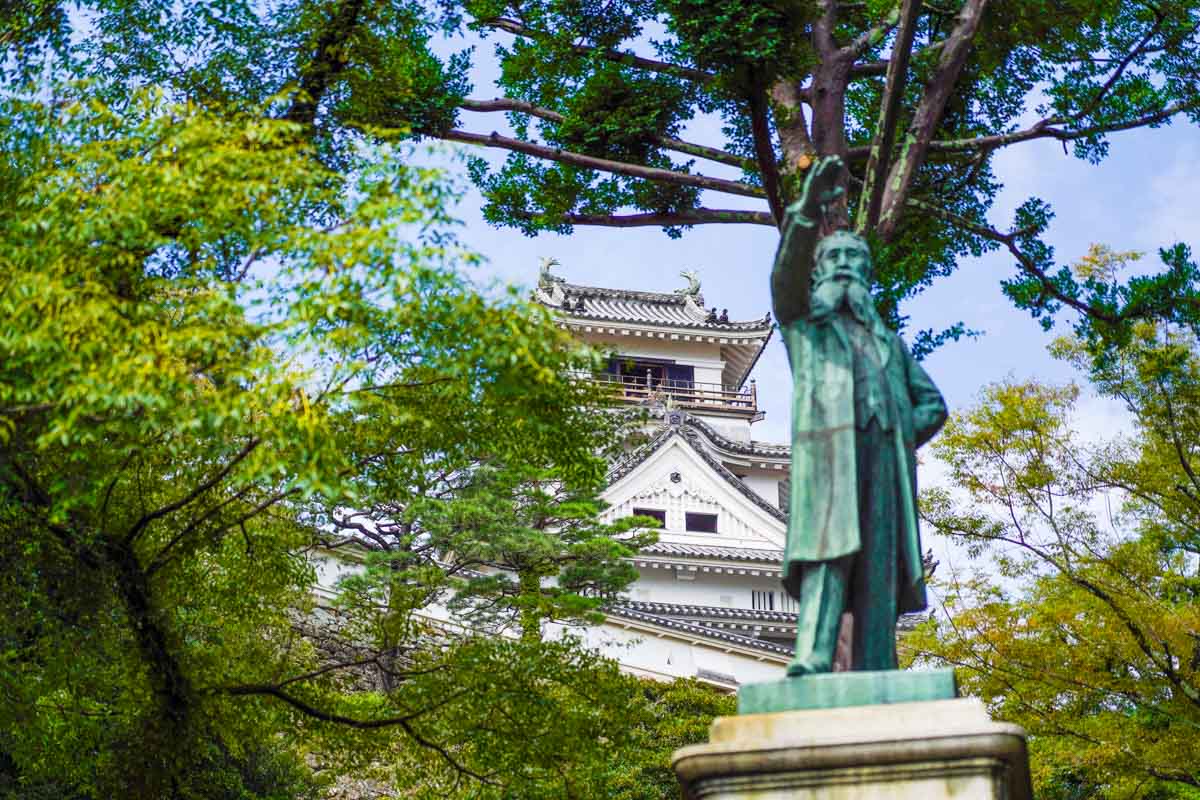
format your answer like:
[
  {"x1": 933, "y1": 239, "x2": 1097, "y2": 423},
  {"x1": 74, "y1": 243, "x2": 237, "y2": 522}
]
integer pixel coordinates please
[{"x1": 592, "y1": 372, "x2": 758, "y2": 415}]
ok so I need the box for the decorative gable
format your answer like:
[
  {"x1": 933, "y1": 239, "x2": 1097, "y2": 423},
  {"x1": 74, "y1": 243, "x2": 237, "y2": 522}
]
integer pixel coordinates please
[{"x1": 605, "y1": 434, "x2": 785, "y2": 548}]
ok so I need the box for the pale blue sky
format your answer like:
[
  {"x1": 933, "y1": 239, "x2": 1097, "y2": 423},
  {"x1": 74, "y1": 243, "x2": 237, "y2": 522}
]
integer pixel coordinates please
[{"x1": 430, "y1": 30, "x2": 1199, "y2": 446}]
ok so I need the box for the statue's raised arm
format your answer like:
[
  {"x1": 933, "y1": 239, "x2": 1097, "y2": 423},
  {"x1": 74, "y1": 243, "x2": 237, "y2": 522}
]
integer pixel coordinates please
[{"x1": 770, "y1": 156, "x2": 846, "y2": 327}]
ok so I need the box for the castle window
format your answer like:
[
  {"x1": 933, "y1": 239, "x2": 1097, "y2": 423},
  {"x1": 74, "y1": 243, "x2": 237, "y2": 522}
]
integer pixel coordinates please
[
  {"x1": 685, "y1": 512, "x2": 718, "y2": 533},
  {"x1": 632, "y1": 507, "x2": 666, "y2": 527},
  {"x1": 752, "y1": 590, "x2": 775, "y2": 611}
]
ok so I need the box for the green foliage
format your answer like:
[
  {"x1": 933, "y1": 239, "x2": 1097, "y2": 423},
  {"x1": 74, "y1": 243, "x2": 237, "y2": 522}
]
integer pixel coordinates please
[
  {"x1": 413, "y1": 462, "x2": 658, "y2": 639},
  {"x1": 600, "y1": 677, "x2": 736, "y2": 800},
  {"x1": 0, "y1": 88, "x2": 627, "y2": 797},
  {"x1": 381, "y1": 668, "x2": 735, "y2": 800},
  {"x1": 13, "y1": 0, "x2": 1200, "y2": 352},
  {"x1": 911, "y1": 345, "x2": 1200, "y2": 795}
]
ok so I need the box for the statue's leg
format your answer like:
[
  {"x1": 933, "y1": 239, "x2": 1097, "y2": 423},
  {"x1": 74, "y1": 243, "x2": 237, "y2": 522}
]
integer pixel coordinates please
[
  {"x1": 787, "y1": 557, "x2": 851, "y2": 676},
  {"x1": 850, "y1": 420, "x2": 899, "y2": 671}
]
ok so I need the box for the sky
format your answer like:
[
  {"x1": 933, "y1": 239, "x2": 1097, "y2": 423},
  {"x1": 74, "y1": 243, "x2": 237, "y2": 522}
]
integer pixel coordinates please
[{"x1": 429, "y1": 30, "x2": 1199, "y2": 451}]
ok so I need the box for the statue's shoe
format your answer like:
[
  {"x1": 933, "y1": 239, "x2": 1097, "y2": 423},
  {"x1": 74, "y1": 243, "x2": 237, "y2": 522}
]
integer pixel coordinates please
[{"x1": 786, "y1": 658, "x2": 830, "y2": 677}]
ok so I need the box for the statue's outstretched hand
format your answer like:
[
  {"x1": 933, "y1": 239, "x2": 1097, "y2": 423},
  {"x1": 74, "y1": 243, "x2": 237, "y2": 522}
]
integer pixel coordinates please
[{"x1": 789, "y1": 155, "x2": 845, "y2": 222}]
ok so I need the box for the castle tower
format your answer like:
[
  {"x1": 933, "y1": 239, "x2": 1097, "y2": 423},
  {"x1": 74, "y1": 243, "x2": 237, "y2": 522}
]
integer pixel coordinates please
[{"x1": 535, "y1": 265, "x2": 794, "y2": 688}]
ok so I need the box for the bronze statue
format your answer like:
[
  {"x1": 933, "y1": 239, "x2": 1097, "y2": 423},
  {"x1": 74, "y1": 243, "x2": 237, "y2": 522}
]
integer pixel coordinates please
[{"x1": 771, "y1": 156, "x2": 947, "y2": 675}]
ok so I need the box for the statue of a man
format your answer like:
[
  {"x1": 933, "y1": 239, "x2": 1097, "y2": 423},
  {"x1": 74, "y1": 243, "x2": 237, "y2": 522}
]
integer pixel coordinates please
[{"x1": 771, "y1": 156, "x2": 947, "y2": 676}]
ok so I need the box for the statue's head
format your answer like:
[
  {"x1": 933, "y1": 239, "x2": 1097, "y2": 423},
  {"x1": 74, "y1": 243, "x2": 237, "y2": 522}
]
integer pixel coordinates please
[{"x1": 813, "y1": 230, "x2": 872, "y2": 287}]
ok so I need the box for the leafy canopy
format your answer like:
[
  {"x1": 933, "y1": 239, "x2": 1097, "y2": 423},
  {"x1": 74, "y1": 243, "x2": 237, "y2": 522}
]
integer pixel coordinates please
[
  {"x1": 13, "y1": 0, "x2": 1200, "y2": 350},
  {"x1": 909, "y1": 245, "x2": 1200, "y2": 797},
  {"x1": 0, "y1": 87, "x2": 637, "y2": 798}
]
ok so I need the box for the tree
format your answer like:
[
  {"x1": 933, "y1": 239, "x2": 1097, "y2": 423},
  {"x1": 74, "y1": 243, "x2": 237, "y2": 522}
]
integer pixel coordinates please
[
  {"x1": 381, "y1": 670, "x2": 736, "y2": 800},
  {"x1": 0, "y1": 89, "x2": 641, "y2": 798},
  {"x1": 8, "y1": 1, "x2": 1200, "y2": 344},
  {"x1": 414, "y1": 462, "x2": 659, "y2": 642},
  {"x1": 907, "y1": 246, "x2": 1200, "y2": 796}
]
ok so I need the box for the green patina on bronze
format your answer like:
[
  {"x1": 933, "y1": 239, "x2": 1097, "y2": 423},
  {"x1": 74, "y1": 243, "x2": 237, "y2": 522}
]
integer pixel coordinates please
[
  {"x1": 739, "y1": 668, "x2": 957, "y2": 714},
  {"x1": 745, "y1": 155, "x2": 949, "y2": 709}
]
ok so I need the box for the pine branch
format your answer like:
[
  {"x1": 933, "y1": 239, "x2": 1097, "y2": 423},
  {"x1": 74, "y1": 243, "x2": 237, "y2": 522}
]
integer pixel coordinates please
[
  {"x1": 905, "y1": 198, "x2": 1118, "y2": 323},
  {"x1": 438, "y1": 129, "x2": 766, "y2": 199},
  {"x1": 458, "y1": 98, "x2": 747, "y2": 168},
  {"x1": 224, "y1": 684, "x2": 496, "y2": 781},
  {"x1": 480, "y1": 17, "x2": 714, "y2": 83}
]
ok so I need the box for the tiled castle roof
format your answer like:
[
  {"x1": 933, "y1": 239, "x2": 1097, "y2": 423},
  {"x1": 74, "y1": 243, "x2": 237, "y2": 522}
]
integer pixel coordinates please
[
  {"x1": 625, "y1": 599, "x2": 794, "y2": 624},
  {"x1": 536, "y1": 280, "x2": 772, "y2": 334},
  {"x1": 605, "y1": 423, "x2": 787, "y2": 523},
  {"x1": 638, "y1": 542, "x2": 783, "y2": 563},
  {"x1": 606, "y1": 604, "x2": 792, "y2": 656},
  {"x1": 685, "y1": 415, "x2": 791, "y2": 460}
]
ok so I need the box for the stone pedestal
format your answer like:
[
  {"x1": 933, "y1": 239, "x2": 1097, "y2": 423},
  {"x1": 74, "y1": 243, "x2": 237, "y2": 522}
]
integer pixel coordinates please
[{"x1": 672, "y1": 697, "x2": 1032, "y2": 800}]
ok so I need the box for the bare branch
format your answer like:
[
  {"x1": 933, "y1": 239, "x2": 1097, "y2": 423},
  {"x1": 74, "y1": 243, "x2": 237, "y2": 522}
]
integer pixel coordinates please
[
  {"x1": 850, "y1": 60, "x2": 889, "y2": 78},
  {"x1": 459, "y1": 98, "x2": 747, "y2": 168},
  {"x1": 438, "y1": 129, "x2": 766, "y2": 199},
  {"x1": 481, "y1": 17, "x2": 713, "y2": 83}
]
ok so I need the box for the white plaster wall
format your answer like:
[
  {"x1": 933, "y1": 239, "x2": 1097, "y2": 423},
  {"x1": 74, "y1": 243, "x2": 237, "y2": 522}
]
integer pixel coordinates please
[
  {"x1": 740, "y1": 472, "x2": 783, "y2": 506},
  {"x1": 690, "y1": 414, "x2": 754, "y2": 441},
  {"x1": 578, "y1": 332, "x2": 722, "y2": 362},
  {"x1": 310, "y1": 551, "x2": 365, "y2": 599},
  {"x1": 573, "y1": 622, "x2": 786, "y2": 685},
  {"x1": 630, "y1": 569, "x2": 784, "y2": 609}
]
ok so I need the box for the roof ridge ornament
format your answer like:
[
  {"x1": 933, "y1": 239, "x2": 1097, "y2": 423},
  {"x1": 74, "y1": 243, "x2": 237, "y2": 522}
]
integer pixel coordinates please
[
  {"x1": 673, "y1": 269, "x2": 702, "y2": 298},
  {"x1": 538, "y1": 256, "x2": 565, "y2": 289}
]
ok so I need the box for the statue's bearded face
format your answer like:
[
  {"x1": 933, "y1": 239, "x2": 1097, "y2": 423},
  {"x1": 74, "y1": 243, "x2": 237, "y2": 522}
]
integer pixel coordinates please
[
  {"x1": 813, "y1": 237, "x2": 872, "y2": 289},
  {"x1": 811, "y1": 233, "x2": 876, "y2": 321}
]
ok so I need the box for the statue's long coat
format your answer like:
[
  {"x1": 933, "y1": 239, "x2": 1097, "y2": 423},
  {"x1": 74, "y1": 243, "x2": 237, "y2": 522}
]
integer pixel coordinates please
[{"x1": 779, "y1": 315, "x2": 946, "y2": 614}]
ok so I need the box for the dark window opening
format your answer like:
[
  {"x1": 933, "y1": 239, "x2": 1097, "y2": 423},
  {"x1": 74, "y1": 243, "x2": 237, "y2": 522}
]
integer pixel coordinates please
[
  {"x1": 685, "y1": 512, "x2": 718, "y2": 533},
  {"x1": 632, "y1": 508, "x2": 666, "y2": 527},
  {"x1": 752, "y1": 590, "x2": 775, "y2": 611},
  {"x1": 603, "y1": 356, "x2": 695, "y2": 391}
]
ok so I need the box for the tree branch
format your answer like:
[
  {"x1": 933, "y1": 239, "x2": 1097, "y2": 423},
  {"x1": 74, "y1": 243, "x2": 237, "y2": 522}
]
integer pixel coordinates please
[
  {"x1": 906, "y1": 198, "x2": 1124, "y2": 325},
  {"x1": 480, "y1": 17, "x2": 713, "y2": 83},
  {"x1": 1073, "y1": 12, "x2": 1166, "y2": 122},
  {"x1": 850, "y1": 60, "x2": 889, "y2": 78},
  {"x1": 522, "y1": 208, "x2": 776, "y2": 228},
  {"x1": 877, "y1": 0, "x2": 989, "y2": 241},
  {"x1": 748, "y1": 85, "x2": 784, "y2": 224},
  {"x1": 284, "y1": 0, "x2": 365, "y2": 125},
  {"x1": 856, "y1": 0, "x2": 922, "y2": 233},
  {"x1": 438, "y1": 129, "x2": 766, "y2": 199},
  {"x1": 458, "y1": 98, "x2": 747, "y2": 168},
  {"x1": 925, "y1": 100, "x2": 1199, "y2": 155},
  {"x1": 847, "y1": 2, "x2": 901, "y2": 57},
  {"x1": 125, "y1": 437, "x2": 260, "y2": 545},
  {"x1": 770, "y1": 81, "x2": 815, "y2": 182}
]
